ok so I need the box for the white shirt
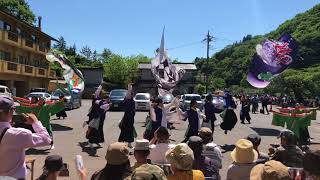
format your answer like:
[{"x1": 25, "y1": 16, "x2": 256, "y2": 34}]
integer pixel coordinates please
[{"x1": 149, "y1": 143, "x2": 176, "y2": 164}]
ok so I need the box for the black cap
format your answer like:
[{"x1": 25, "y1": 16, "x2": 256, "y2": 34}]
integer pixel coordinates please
[
  {"x1": 44, "y1": 155, "x2": 64, "y2": 171},
  {"x1": 246, "y1": 134, "x2": 261, "y2": 146}
]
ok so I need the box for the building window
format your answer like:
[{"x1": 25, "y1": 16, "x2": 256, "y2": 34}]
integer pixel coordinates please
[
  {"x1": 0, "y1": 50, "x2": 11, "y2": 61},
  {"x1": 0, "y1": 20, "x2": 4, "y2": 29},
  {"x1": 4, "y1": 23, "x2": 11, "y2": 31},
  {"x1": 7, "y1": 62, "x2": 17, "y2": 71}
]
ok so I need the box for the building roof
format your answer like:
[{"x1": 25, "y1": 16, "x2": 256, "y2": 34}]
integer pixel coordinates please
[
  {"x1": 0, "y1": 10, "x2": 57, "y2": 41},
  {"x1": 138, "y1": 63, "x2": 197, "y2": 70}
]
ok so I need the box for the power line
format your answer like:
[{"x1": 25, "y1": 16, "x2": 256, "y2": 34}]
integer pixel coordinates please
[{"x1": 167, "y1": 40, "x2": 203, "y2": 50}]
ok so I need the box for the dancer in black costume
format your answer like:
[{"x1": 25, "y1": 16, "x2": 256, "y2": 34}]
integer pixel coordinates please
[{"x1": 118, "y1": 83, "x2": 136, "y2": 148}]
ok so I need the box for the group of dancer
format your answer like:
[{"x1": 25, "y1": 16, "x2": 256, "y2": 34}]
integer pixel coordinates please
[{"x1": 82, "y1": 83, "x2": 242, "y2": 148}]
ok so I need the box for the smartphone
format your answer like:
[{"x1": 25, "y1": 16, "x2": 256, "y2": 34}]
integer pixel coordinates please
[
  {"x1": 59, "y1": 163, "x2": 69, "y2": 177},
  {"x1": 75, "y1": 155, "x2": 84, "y2": 170}
]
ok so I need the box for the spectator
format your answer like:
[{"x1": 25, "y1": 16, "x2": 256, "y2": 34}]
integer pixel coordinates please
[
  {"x1": 302, "y1": 150, "x2": 320, "y2": 179},
  {"x1": 226, "y1": 139, "x2": 258, "y2": 180},
  {"x1": 187, "y1": 136, "x2": 204, "y2": 169},
  {"x1": 126, "y1": 164, "x2": 167, "y2": 180},
  {"x1": 149, "y1": 127, "x2": 175, "y2": 164},
  {"x1": 132, "y1": 139, "x2": 151, "y2": 170},
  {"x1": 246, "y1": 134, "x2": 269, "y2": 163},
  {"x1": 250, "y1": 160, "x2": 290, "y2": 180},
  {"x1": 91, "y1": 142, "x2": 131, "y2": 180},
  {"x1": 165, "y1": 143, "x2": 205, "y2": 180},
  {"x1": 198, "y1": 127, "x2": 222, "y2": 179},
  {"x1": 270, "y1": 129, "x2": 304, "y2": 167},
  {"x1": 37, "y1": 155, "x2": 87, "y2": 180},
  {"x1": 0, "y1": 95, "x2": 51, "y2": 179}
]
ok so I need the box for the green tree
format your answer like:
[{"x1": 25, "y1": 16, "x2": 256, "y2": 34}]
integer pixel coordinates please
[
  {"x1": 53, "y1": 36, "x2": 67, "y2": 52},
  {"x1": 196, "y1": 84, "x2": 206, "y2": 95},
  {"x1": 80, "y1": 46, "x2": 92, "y2": 60},
  {"x1": 0, "y1": 0, "x2": 36, "y2": 24}
]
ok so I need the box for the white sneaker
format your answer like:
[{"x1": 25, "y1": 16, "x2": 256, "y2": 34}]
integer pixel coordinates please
[
  {"x1": 50, "y1": 144, "x2": 55, "y2": 150},
  {"x1": 88, "y1": 142, "x2": 94, "y2": 148},
  {"x1": 82, "y1": 121, "x2": 87, "y2": 128}
]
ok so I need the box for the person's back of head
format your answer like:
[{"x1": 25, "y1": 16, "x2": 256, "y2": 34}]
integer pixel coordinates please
[
  {"x1": 198, "y1": 127, "x2": 213, "y2": 144},
  {"x1": 206, "y1": 94, "x2": 213, "y2": 102},
  {"x1": 250, "y1": 160, "x2": 290, "y2": 180},
  {"x1": 133, "y1": 139, "x2": 151, "y2": 164},
  {"x1": 303, "y1": 150, "x2": 320, "y2": 178},
  {"x1": 187, "y1": 136, "x2": 204, "y2": 170},
  {"x1": 246, "y1": 134, "x2": 261, "y2": 149},
  {"x1": 95, "y1": 142, "x2": 131, "y2": 180},
  {"x1": 279, "y1": 129, "x2": 296, "y2": 147},
  {"x1": 37, "y1": 155, "x2": 65, "y2": 180},
  {"x1": 156, "y1": 127, "x2": 170, "y2": 143}
]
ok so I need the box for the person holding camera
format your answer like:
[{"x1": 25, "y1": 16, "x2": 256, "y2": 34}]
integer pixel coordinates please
[{"x1": 0, "y1": 95, "x2": 52, "y2": 179}]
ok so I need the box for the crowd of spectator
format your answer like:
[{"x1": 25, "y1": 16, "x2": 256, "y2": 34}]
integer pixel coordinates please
[{"x1": 1, "y1": 94, "x2": 320, "y2": 180}]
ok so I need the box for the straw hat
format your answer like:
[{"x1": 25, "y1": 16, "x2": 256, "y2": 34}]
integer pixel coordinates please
[
  {"x1": 133, "y1": 139, "x2": 151, "y2": 151},
  {"x1": 250, "y1": 160, "x2": 290, "y2": 180},
  {"x1": 231, "y1": 139, "x2": 258, "y2": 164},
  {"x1": 105, "y1": 142, "x2": 129, "y2": 165},
  {"x1": 165, "y1": 143, "x2": 194, "y2": 170}
]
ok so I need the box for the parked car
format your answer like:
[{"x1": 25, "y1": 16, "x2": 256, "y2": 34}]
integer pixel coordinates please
[
  {"x1": 134, "y1": 93, "x2": 151, "y2": 111},
  {"x1": 109, "y1": 89, "x2": 128, "y2": 110},
  {"x1": 51, "y1": 89, "x2": 82, "y2": 110},
  {"x1": 180, "y1": 94, "x2": 203, "y2": 110},
  {"x1": 0, "y1": 85, "x2": 12, "y2": 97},
  {"x1": 30, "y1": 88, "x2": 47, "y2": 93},
  {"x1": 27, "y1": 92, "x2": 52, "y2": 101}
]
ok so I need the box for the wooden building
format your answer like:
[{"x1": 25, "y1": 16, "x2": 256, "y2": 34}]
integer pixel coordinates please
[{"x1": 0, "y1": 10, "x2": 57, "y2": 96}]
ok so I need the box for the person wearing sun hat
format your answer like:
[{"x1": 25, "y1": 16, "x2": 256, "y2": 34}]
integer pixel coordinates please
[
  {"x1": 226, "y1": 139, "x2": 258, "y2": 180},
  {"x1": 250, "y1": 160, "x2": 290, "y2": 180},
  {"x1": 126, "y1": 164, "x2": 167, "y2": 180},
  {"x1": 132, "y1": 139, "x2": 151, "y2": 170},
  {"x1": 165, "y1": 143, "x2": 205, "y2": 180},
  {"x1": 91, "y1": 142, "x2": 132, "y2": 180}
]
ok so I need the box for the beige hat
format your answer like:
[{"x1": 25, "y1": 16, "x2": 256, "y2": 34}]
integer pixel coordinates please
[
  {"x1": 134, "y1": 139, "x2": 151, "y2": 151},
  {"x1": 250, "y1": 160, "x2": 290, "y2": 180},
  {"x1": 231, "y1": 139, "x2": 258, "y2": 164},
  {"x1": 129, "y1": 164, "x2": 167, "y2": 180},
  {"x1": 165, "y1": 143, "x2": 194, "y2": 171},
  {"x1": 105, "y1": 142, "x2": 129, "y2": 165}
]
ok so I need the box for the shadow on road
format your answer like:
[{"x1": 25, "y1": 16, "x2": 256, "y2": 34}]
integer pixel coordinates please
[
  {"x1": 26, "y1": 148, "x2": 50, "y2": 155},
  {"x1": 52, "y1": 123, "x2": 73, "y2": 131},
  {"x1": 78, "y1": 142, "x2": 102, "y2": 157},
  {"x1": 250, "y1": 127, "x2": 280, "y2": 136},
  {"x1": 220, "y1": 144, "x2": 235, "y2": 154}
]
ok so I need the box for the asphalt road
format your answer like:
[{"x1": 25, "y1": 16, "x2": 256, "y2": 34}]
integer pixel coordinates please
[{"x1": 26, "y1": 100, "x2": 320, "y2": 180}]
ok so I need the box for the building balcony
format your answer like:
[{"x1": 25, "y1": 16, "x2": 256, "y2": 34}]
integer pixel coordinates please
[
  {"x1": 21, "y1": 65, "x2": 35, "y2": 76},
  {"x1": 37, "y1": 45, "x2": 49, "y2": 55},
  {"x1": 0, "y1": 59, "x2": 55, "y2": 79},
  {"x1": 2, "y1": 30, "x2": 22, "y2": 46},
  {"x1": 0, "y1": 61, "x2": 21, "y2": 74},
  {"x1": 48, "y1": 69, "x2": 56, "y2": 79},
  {"x1": 36, "y1": 68, "x2": 47, "y2": 77},
  {"x1": 21, "y1": 38, "x2": 37, "y2": 52}
]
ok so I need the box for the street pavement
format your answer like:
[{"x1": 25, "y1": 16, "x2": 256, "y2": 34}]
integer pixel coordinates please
[{"x1": 26, "y1": 100, "x2": 320, "y2": 180}]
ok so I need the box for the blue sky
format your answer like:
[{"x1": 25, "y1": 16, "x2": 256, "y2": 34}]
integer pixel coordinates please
[{"x1": 29, "y1": 0, "x2": 319, "y2": 62}]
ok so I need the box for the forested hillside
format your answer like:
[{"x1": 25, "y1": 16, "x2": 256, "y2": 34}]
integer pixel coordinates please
[{"x1": 196, "y1": 4, "x2": 320, "y2": 98}]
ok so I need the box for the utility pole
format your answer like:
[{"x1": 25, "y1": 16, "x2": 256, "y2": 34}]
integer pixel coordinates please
[{"x1": 204, "y1": 30, "x2": 213, "y2": 93}]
